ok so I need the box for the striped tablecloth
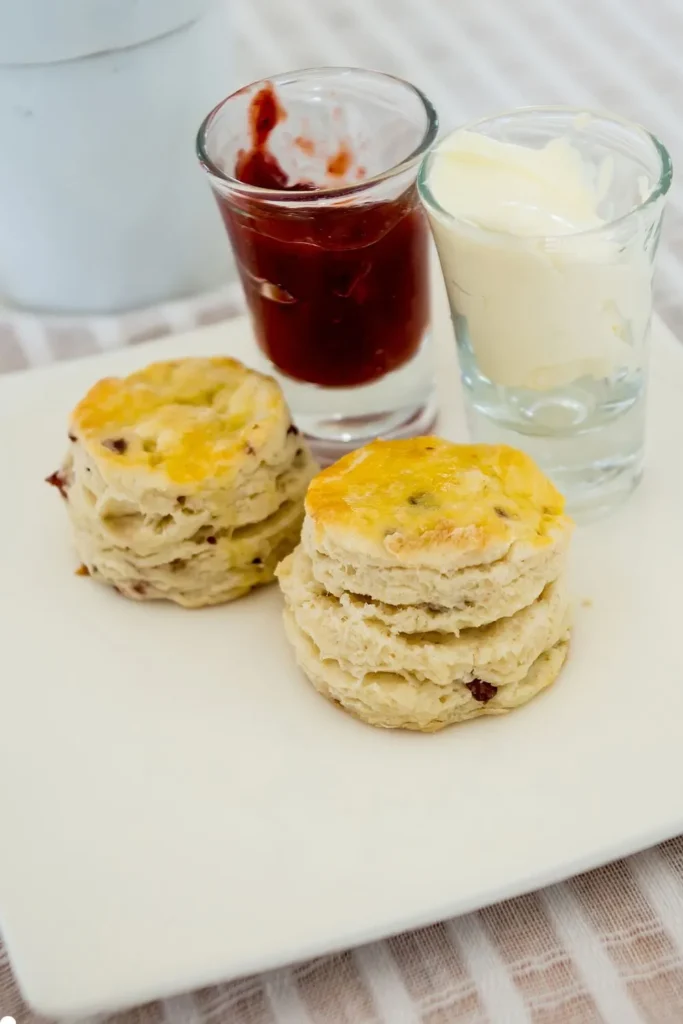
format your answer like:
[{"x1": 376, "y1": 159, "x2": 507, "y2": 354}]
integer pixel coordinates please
[{"x1": 3, "y1": 0, "x2": 683, "y2": 1021}]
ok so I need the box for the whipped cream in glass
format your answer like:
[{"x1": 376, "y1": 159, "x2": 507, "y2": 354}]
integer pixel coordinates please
[{"x1": 419, "y1": 108, "x2": 671, "y2": 516}]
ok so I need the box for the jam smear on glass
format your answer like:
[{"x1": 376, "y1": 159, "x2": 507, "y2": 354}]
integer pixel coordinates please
[{"x1": 217, "y1": 84, "x2": 429, "y2": 388}]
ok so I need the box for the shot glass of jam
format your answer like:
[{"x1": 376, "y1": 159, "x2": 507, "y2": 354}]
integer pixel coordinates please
[{"x1": 197, "y1": 67, "x2": 438, "y2": 460}]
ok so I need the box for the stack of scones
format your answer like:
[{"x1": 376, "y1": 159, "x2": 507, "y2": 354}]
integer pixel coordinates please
[
  {"x1": 277, "y1": 437, "x2": 573, "y2": 731},
  {"x1": 47, "y1": 357, "x2": 317, "y2": 607}
]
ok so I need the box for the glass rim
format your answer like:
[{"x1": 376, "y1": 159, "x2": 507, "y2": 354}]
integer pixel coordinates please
[
  {"x1": 417, "y1": 105, "x2": 673, "y2": 242},
  {"x1": 196, "y1": 65, "x2": 439, "y2": 202}
]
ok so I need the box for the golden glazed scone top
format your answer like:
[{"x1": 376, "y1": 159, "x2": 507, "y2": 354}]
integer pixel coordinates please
[
  {"x1": 305, "y1": 437, "x2": 572, "y2": 566},
  {"x1": 70, "y1": 357, "x2": 290, "y2": 488}
]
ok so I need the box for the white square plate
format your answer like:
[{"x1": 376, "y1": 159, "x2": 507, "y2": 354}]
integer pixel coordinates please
[{"x1": 1, "y1": 314, "x2": 682, "y2": 1018}]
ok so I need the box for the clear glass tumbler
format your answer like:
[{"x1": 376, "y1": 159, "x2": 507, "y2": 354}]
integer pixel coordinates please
[
  {"x1": 197, "y1": 67, "x2": 438, "y2": 462},
  {"x1": 419, "y1": 108, "x2": 672, "y2": 518}
]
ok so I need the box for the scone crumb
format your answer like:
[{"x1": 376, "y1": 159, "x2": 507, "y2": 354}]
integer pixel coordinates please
[{"x1": 75, "y1": 563, "x2": 90, "y2": 577}]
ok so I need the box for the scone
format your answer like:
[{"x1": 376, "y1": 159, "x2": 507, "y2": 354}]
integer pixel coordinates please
[
  {"x1": 278, "y1": 544, "x2": 570, "y2": 687},
  {"x1": 278, "y1": 437, "x2": 573, "y2": 731},
  {"x1": 302, "y1": 437, "x2": 573, "y2": 623},
  {"x1": 47, "y1": 357, "x2": 316, "y2": 607},
  {"x1": 283, "y1": 608, "x2": 569, "y2": 732}
]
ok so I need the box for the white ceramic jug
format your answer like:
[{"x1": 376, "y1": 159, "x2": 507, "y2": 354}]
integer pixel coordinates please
[{"x1": 0, "y1": 0, "x2": 235, "y2": 312}]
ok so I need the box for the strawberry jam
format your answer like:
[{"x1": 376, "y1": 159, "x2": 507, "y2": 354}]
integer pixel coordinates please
[{"x1": 214, "y1": 84, "x2": 429, "y2": 388}]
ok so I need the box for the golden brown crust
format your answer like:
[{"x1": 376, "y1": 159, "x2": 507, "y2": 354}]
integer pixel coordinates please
[
  {"x1": 69, "y1": 357, "x2": 290, "y2": 491},
  {"x1": 305, "y1": 437, "x2": 572, "y2": 568}
]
